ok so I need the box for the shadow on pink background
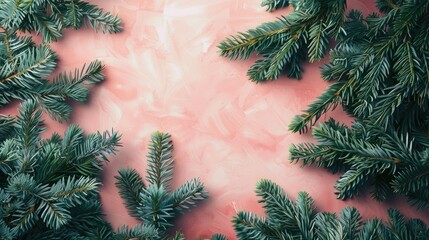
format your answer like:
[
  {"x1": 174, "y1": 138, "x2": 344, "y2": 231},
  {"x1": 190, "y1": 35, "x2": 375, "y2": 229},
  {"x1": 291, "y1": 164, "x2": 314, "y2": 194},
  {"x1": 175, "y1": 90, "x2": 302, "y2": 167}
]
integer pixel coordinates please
[{"x1": 3, "y1": 0, "x2": 429, "y2": 239}]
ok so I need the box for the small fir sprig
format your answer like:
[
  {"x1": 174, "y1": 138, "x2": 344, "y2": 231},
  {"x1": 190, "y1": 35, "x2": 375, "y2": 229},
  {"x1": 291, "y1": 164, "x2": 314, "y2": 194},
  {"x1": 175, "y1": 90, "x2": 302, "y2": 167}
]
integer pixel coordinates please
[{"x1": 114, "y1": 132, "x2": 208, "y2": 239}]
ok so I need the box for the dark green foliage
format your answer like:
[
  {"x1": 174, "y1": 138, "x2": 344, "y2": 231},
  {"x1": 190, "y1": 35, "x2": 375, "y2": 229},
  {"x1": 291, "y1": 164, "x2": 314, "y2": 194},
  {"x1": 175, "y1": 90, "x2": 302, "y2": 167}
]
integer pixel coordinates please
[
  {"x1": 261, "y1": 0, "x2": 289, "y2": 12},
  {"x1": 0, "y1": 0, "x2": 121, "y2": 43},
  {"x1": 0, "y1": 31, "x2": 107, "y2": 122},
  {"x1": 0, "y1": 115, "x2": 15, "y2": 142},
  {"x1": 221, "y1": 179, "x2": 429, "y2": 240},
  {"x1": 289, "y1": 1, "x2": 429, "y2": 133},
  {"x1": 113, "y1": 223, "x2": 159, "y2": 240},
  {"x1": 291, "y1": 119, "x2": 407, "y2": 200},
  {"x1": 114, "y1": 132, "x2": 208, "y2": 239},
  {"x1": 0, "y1": 0, "x2": 125, "y2": 239},
  {"x1": 218, "y1": 0, "x2": 346, "y2": 82},
  {"x1": 287, "y1": 0, "x2": 429, "y2": 211},
  {"x1": 0, "y1": 100, "x2": 121, "y2": 239},
  {"x1": 115, "y1": 168, "x2": 146, "y2": 219},
  {"x1": 210, "y1": 234, "x2": 228, "y2": 240},
  {"x1": 221, "y1": 0, "x2": 429, "y2": 212},
  {"x1": 0, "y1": 0, "x2": 121, "y2": 122}
]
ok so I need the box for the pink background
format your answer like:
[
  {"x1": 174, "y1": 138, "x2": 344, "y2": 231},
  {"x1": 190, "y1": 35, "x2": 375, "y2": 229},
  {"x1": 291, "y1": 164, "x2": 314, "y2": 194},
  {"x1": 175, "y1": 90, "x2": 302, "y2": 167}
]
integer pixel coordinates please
[{"x1": 3, "y1": 0, "x2": 429, "y2": 239}]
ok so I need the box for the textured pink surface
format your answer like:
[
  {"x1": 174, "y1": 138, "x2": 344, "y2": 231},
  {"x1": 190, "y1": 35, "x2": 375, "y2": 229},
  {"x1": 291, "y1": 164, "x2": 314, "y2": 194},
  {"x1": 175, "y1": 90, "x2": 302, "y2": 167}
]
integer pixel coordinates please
[{"x1": 5, "y1": 0, "x2": 429, "y2": 238}]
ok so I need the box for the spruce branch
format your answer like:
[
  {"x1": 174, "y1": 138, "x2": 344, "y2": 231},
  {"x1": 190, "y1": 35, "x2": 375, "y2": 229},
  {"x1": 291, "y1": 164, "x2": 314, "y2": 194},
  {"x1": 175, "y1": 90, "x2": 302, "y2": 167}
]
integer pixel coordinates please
[
  {"x1": 0, "y1": 115, "x2": 16, "y2": 142},
  {"x1": 261, "y1": 0, "x2": 289, "y2": 12},
  {"x1": 233, "y1": 211, "x2": 276, "y2": 240},
  {"x1": 47, "y1": 176, "x2": 100, "y2": 207},
  {"x1": 0, "y1": 44, "x2": 56, "y2": 86},
  {"x1": 290, "y1": 1, "x2": 429, "y2": 132},
  {"x1": 78, "y1": 1, "x2": 122, "y2": 34},
  {"x1": 169, "y1": 232, "x2": 186, "y2": 240},
  {"x1": 288, "y1": 81, "x2": 345, "y2": 133},
  {"x1": 255, "y1": 179, "x2": 298, "y2": 231},
  {"x1": 0, "y1": 0, "x2": 121, "y2": 122},
  {"x1": 227, "y1": 179, "x2": 429, "y2": 240},
  {"x1": 290, "y1": 119, "x2": 429, "y2": 200},
  {"x1": 115, "y1": 168, "x2": 146, "y2": 219},
  {"x1": 171, "y1": 178, "x2": 208, "y2": 212},
  {"x1": 275, "y1": 0, "x2": 429, "y2": 210},
  {"x1": 210, "y1": 234, "x2": 228, "y2": 240},
  {"x1": 0, "y1": 100, "x2": 120, "y2": 238},
  {"x1": 0, "y1": 0, "x2": 122, "y2": 43},
  {"x1": 114, "y1": 132, "x2": 208, "y2": 239},
  {"x1": 218, "y1": 0, "x2": 346, "y2": 82},
  {"x1": 0, "y1": 32, "x2": 109, "y2": 122},
  {"x1": 114, "y1": 223, "x2": 159, "y2": 240},
  {"x1": 138, "y1": 184, "x2": 174, "y2": 230},
  {"x1": 0, "y1": 0, "x2": 122, "y2": 238},
  {"x1": 146, "y1": 132, "x2": 174, "y2": 190}
]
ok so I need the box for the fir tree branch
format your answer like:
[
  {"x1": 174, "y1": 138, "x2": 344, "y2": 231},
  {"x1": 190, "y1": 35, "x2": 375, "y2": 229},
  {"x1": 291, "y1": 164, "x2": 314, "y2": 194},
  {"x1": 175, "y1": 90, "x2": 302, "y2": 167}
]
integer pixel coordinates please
[
  {"x1": 0, "y1": 0, "x2": 122, "y2": 42},
  {"x1": 261, "y1": 0, "x2": 289, "y2": 12},
  {"x1": 138, "y1": 185, "x2": 174, "y2": 230},
  {"x1": 15, "y1": 101, "x2": 44, "y2": 171},
  {"x1": 219, "y1": 0, "x2": 346, "y2": 82},
  {"x1": 339, "y1": 206, "x2": 363, "y2": 239},
  {"x1": 115, "y1": 168, "x2": 146, "y2": 219},
  {"x1": 38, "y1": 201, "x2": 71, "y2": 230},
  {"x1": 34, "y1": 60, "x2": 105, "y2": 121},
  {"x1": 115, "y1": 223, "x2": 159, "y2": 240},
  {"x1": 314, "y1": 212, "x2": 343, "y2": 240},
  {"x1": 255, "y1": 179, "x2": 298, "y2": 231},
  {"x1": 48, "y1": 176, "x2": 99, "y2": 206},
  {"x1": 285, "y1": 1, "x2": 429, "y2": 209},
  {"x1": 11, "y1": 207, "x2": 38, "y2": 236},
  {"x1": 232, "y1": 211, "x2": 277, "y2": 240},
  {"x1": 392, "y1": 164, "x2": 429, "y2": 195},
  {"x1": 288, "y1": 81, "x2": 345, "y2": 133},
  {"x1": 230, "y1": 179, "x2": 429, "y2": 239},
  {"x1": 146, "y1": 132, "x2": 174, "y2": 189},
  {"x1": 0, "y1": 114, "x2": 16, "y2": 142},
  {"x1": 384, "y1": 0, "x2": 397, "y2": 9},
  {"x1": 0, "y1": 45, "x2": 56, "y2": 85},
  {"x1": 65, "y1": 0, "x2": 81, "y2": 28},
  {"x1": 78, "y1": 1, "x2": 122, "y2": 34},
  {"x1": 115, "y1": 132, "x2": 208, "y2": 238},
  {"x1": 75, "y1": 130, "x2": 121, "y2": 163},
  {"x1": 0, "y1": 101, "x2": 120, "y2": 238},
  {"x1": 211, "y1": 234, "x2": 228, "y2": 240},
  {"x1": 169, "y1": 231, "x2": 185, "y2": 240},
  {"x1": 2, "y1": 31, "x2": 13, "y2": 60},
  {"x1": 171, "y1": 178, "x2": 208, "y2": 212},
  {"x1": 218, "y1": 18, "x2": 292, "y2": 61},
  {"x1": 29, "y1": 13, "x2": 63, "y2": 43}
]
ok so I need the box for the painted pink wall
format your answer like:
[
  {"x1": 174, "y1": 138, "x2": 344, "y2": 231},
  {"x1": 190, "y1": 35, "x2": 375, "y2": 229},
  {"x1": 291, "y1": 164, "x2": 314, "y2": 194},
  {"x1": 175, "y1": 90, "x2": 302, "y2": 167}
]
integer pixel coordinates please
[{"x1": 4, "y1": 0, "x2": 428, "y2": 239}]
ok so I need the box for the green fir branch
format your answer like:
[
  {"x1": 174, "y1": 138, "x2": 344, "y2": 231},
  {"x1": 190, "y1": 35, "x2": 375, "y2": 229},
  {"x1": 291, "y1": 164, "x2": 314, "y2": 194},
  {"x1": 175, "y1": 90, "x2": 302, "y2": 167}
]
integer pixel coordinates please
[
  {"x1": 114, "y1": 132, "x2": 208, "y2": 239},
  {"x1": 146, "y1": 132, "x2": 174, "y2": 189},
  {"x1": 261, "y1": 0, "x2": 289, "y2": 12},
  {"x1": 219, "y1": 0, "x2": 346, "y2": 82},
  {"x1": 0, "y1": 0, "x2": 122, "y2": 42},
  {"x1": 228, "y1": 179, "x2": 429, "y2": 239},
  {"x1": 0, "y1": 101, "x2": 120, "y2": 238},
  {"x1": 115, "y1": 168, "x2": 146, "y2": 220}
]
